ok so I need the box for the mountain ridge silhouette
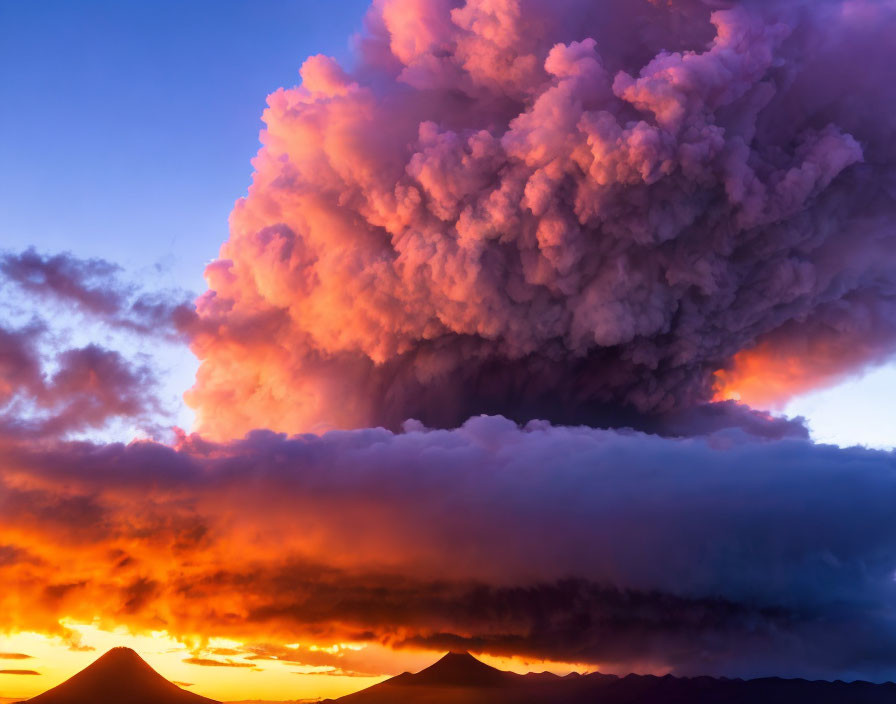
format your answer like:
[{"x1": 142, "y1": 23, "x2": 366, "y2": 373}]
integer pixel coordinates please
[
  {"x1": 400, "y1": 652, "x2": 509, "y2": 688},
  {"x1": 21, "y1": 647, "x2": 219, "y2": 704},
  {"x1": 19, "y1": 647, "x2": 896, "y2": 704},
  {"x1": 327, "y1": 651, "x2": 896, "y2": 704}
]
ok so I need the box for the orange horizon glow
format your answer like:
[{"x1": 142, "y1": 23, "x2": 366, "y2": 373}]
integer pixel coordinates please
[{"x1": 0, "y1": 624, "x2": 600, "y2": 701}]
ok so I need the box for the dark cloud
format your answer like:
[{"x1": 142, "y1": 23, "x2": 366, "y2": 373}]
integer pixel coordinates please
[
  {"x1": 0, "y1": 249, "x2": 122, "y2": 315},
  {"x1": 238, "y1": 569, "x2": 801, "y2": 676},
  {"x1": 0, "y1": 323, "x2": 45, "y2": 405},
  {"x1": 0, "y1": 653, "x2": 33, "y2": 660},
  {"x1": 0, "y1": 325, "x2": 164, "y2": 441},
  {"x1": 652, "y1": 400, "x2": 809, "y2": 439},
  {"x1": 0, "y1": 248, "x2": 199, "y2": 440},
  {"x1": 3, "y1": 417, "x2": 896, "y2": 680},
  {"x1": 120, "y1": 577, "x2": 160, "y2": 615},
  {"x1": 0, "y1": 670, "x2": 41, "y2": 675},
  {"x1": 0, "y1": 248, "x2": 195, "y2": 340},
  {"x1": 0, "y1": 544, "x2": 36, "y2": 567},
  {"x1": 45, "y1": 346, "x2": 156, "y2": 428}
]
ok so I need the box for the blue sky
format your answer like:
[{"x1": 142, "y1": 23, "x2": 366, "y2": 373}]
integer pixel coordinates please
[
  {"x1": 0, "y1": 0, "x2": 892, "y2": 448},
  {"x1": 0, "y1": 0, "x2": 371, "y2": 435},
  {"x1": 0, "y1": 0, "x2": 369, "y2": 291}
]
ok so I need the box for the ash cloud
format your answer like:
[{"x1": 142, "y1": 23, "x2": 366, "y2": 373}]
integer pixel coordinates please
[{"x1": 186, "y1": 0, "x2": 896, "y2": 438}]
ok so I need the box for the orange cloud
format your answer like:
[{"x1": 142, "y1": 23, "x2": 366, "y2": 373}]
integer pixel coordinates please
[
  {"x1": 4, "y1": 417, "x2": 896, "y2": 681},
  {"x1": 714, "y1": 304, "x2": 896, "y2": 408},
  {"x1": 183, "y1": 658, "x2": 256, "y2": 669}
]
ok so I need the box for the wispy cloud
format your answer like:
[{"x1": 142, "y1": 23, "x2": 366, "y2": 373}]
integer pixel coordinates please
[{"x1": 184, "y1": 657, "x2": 257, "y2": 669}]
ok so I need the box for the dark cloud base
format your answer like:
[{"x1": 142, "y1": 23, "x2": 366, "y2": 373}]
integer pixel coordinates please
[{"x1": 3, "y1": 417, "x2": 896, "y2": 681}]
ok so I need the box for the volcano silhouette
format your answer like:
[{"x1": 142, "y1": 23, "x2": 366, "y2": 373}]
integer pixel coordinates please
[
  {"x1": 397, "y1": 652, "x2": 509, "y2": 688},
  {"x1": 23, "y1": 647, "x2": 219, "y2": 704},
  {"x1": 330, "y1": 651, "x2": 896, "y2": 704}
]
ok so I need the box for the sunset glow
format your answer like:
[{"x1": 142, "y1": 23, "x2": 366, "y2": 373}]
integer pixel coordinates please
[
  {"x1": 0, "y1": 625, "x2": 604, "y2": 700},
  {"x1": 714, "y1": 332, "x2": 896, "y2": 410},
  {"x1": 0, "y1": 627, "x2": 393, "y2": 701},
  {"x1": 5, "y1": 0, "x2": 896, "y2": 701}
]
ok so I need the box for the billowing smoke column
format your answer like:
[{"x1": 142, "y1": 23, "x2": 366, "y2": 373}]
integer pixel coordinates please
[
  {"x1": 6, "y1": 1, "x2": 896, "y2": 681},
  {"x1": 187, "y1": 0, "x2": 896, "y2": 439}
]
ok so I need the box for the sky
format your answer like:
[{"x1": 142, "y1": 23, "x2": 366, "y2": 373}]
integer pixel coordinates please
[
  {"x1": 0, "y1": 0, "x2": 368, "y2": 285},
  {"x1": 0, "y1": 0, "x2": 370, "y2": 434},
  {"x1": 3, "y1": 0, "x2": 896, "y2": 700}
]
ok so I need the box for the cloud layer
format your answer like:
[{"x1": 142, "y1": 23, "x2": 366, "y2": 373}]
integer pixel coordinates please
[
  {"x1": 3, "y1": 418, "x2": 896, "y2": 680},
  {"x1": 4, "y1": 0, "x2": 896, "y2": 689},
  {"x1": 186, "y1": 0, "x2": 896, "y2": 439}
]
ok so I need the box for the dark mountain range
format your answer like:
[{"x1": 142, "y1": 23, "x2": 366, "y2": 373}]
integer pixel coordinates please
[
  {"x1": 19, "y1": 648, "x2": 896, "y2": 704},
  {"x1": 328, "y1": 651, "x2": 896, "y2": 704},
  {"x1": 21, "y1": 647, "x2": 219, "y2": 704}
]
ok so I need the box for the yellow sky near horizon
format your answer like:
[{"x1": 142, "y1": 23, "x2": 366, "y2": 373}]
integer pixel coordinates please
[
  {"x1": 0, "y1": 622, "x2": 598, "y2": 701},
  {"x1": 0, "y1": 626, "x2": 387, "y2": 701}
]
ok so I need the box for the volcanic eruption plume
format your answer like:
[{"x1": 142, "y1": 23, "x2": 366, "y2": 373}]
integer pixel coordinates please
[
  {"x1": 185, "y1": 0, "x2": 896, "y2": 439},
  {"x1": 7, "y1": 0, "x2": 896, "y2": 686}
]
